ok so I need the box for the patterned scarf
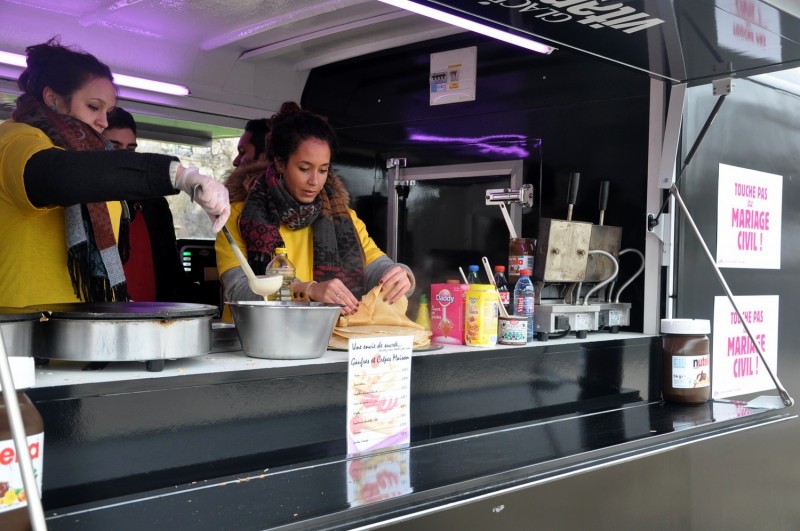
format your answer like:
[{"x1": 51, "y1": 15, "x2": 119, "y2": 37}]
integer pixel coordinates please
[
  {"x1": 12, "y1": 94, "x2": 128, "y2": 302},
  {"x1": 238, "y1": 166, "x2": 366, "y2": 297}
]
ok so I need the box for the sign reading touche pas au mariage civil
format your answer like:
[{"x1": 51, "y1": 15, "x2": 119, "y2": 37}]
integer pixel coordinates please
[{"x1": 716, "y1": 163, "x2": 783, "y2": 269}]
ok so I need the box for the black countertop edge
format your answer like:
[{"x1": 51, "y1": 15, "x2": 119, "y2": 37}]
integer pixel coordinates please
[
  {"x1": 29, "y1": 334, "x2": 658, "y2": 401},
  {"x1": 283, "y1": 408, "x2": 797, "y2": 531},
  {"x1": 42, "y1": 400, "x2": 795, "y2": 531}
]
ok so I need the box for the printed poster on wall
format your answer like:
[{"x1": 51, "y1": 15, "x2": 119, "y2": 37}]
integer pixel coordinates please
[
  {"x1": 712, "y1": 295, "x2": 779, "y2": 399},
  {"x1": 346, "y1": 335, "x2": 412, "y2": 455},
  {"x1": 716, "y1": 163, "x2": 782, "y2": 269},
  {"x1": 430, "y1": 46, "x2": 476, "y2": 106}
]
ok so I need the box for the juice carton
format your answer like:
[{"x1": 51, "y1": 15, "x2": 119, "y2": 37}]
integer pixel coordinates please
[{"x1": 430, "y1": 283, "x2": 469, "y2": 345}]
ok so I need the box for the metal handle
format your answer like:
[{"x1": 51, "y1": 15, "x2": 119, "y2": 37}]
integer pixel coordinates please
[
  {"x1": 0, "y1": 336, "x2": 47, "y2": 530},
  {"x1": 598, "y1": 181, "x2": 609, "y2": 225},
  {"x1": 567, "y1": 172, "x2": 580, "y2": 221}
]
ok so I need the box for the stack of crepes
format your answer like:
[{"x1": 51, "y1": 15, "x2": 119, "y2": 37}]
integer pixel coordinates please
[{"x1": 328, "y1": 286, "x2": 431, "y2": 350}]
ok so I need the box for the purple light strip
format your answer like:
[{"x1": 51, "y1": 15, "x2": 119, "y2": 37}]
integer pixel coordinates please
[
  {"x1": 408, "y1": 131, "x2": 533, "y2": 157},
  {"x1": 377, "y1": 0, "x2": 555, "y2": 55},
  {"x1": 0, "y1": 51, "x2": 189, "y2": 96}
]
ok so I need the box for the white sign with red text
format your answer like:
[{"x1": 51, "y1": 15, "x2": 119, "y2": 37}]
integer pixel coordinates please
[
  {"x1": 712, "y1": 295, "x2": 779, "y2": 399},
  {"x1": 716, "y1": 163, "x2": 782, "y2": 269}
]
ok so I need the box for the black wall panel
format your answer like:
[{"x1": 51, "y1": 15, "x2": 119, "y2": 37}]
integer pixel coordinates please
[{"x1": 302, "y1": 34, "x2": 651, "y2": 330}]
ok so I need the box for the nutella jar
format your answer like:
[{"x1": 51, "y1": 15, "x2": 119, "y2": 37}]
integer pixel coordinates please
[
  {"x1": 508, "y1": 237, "x2": 535, "y2": 286},
  {"x1": 0, "y1": 357, "x2": 44, "y2": 531},
  {"x1": 661, "y1": 319, "x2": 711, "y2": 404}
]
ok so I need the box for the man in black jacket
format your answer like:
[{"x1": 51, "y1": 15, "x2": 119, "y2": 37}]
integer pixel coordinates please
[{"x1": 105, "y1": 108, "x2": 196, "y2": 302}]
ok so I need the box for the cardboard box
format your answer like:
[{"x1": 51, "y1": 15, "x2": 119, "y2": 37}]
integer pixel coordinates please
[{"x1": 431, "y1": 283, "x2": 469, "y2": 345}]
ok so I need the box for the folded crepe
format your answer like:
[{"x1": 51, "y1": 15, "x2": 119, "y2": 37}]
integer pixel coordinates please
[{"x1": 329, "y1": 286, "x2": 431, "y2": 349}]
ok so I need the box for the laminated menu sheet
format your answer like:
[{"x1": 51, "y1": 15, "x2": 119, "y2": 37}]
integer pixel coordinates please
[{"x1": 346, "y1": 335, "x2": 412, "y2": 455}]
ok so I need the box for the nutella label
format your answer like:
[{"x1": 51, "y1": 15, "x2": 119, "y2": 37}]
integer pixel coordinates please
[
  {"x1": 0, "y1": 432, "x2": 44, "y2": 514},
  {"x1": 671, "y1": 355, "x2": 710, "y2": 389},
  {"x1": 509, "y1": 255, "x2": 534, "y2": 277}
]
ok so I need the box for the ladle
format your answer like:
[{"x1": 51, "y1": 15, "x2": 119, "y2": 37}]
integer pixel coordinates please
[{"x1": 221, "y1": 226, "x2": 282, "y2": 299}]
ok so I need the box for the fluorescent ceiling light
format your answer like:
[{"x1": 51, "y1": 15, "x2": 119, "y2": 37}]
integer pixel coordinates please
[
  {"x1": 0, "y1": 51, "x2": 190, "y2": 96},
  {"x1": 377, "y1": 0, "x2": 555, "y2": 54}
]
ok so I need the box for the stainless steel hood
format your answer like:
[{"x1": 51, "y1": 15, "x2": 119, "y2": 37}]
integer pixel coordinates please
[{"x1": 408, "y1": 0, "x2": 800, "y2": 84}]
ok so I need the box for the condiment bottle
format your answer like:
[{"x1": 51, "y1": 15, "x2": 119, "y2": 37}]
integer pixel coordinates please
[
  {"x1": 415, "y1": 293, "x2": 431, "y2": 331},
  {"x1": 508, "y1": 237, "x2": 535, "y2": 286},
  {"x1": 493, "y1": 265, "x2": 511, "y2": 315},
  {"x1": 0, "y1": 357, "x2": 44, "y2": 531},
  {"x1": 513, "y1": 269, "x2": 535, "y2": 342},
  {"x1": 466, "y1": 265, "x2": 481, "y2": 284},
  {"x1": 266, "y1": 247, "x2": 295, "y2": 301},
  {"x1": 661, "y1": 318, "x2": 711, "y2": 404}
]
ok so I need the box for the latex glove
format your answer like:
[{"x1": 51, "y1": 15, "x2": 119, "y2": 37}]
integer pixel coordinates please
[{"x1": 176, "y1": 166, "x2": 230, "y2": 233}]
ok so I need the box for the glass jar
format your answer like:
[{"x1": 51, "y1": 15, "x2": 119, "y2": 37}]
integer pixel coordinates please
[
  {"x1": 508, "y1": 237, "x2": 535, "y2": 285},
  {"x1": 661, "y1": 318, "x2": 711, "y2": 404}
]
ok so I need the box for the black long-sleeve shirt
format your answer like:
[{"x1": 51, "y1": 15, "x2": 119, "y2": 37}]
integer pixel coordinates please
[{"x1": 24, "y1": 148, "x2": 179, "y2": 207}]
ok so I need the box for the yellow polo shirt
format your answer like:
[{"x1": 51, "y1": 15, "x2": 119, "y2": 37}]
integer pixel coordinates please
[{"x1": 216, "y1": 201, "x2": 385, "y2": 319}]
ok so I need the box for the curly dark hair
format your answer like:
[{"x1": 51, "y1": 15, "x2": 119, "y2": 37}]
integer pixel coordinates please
[
  {"x1": 17, "y1": 37, "x2": 115, "y2": 106},
  {"x1": 266, "y1": 102, "x2": 338, "y2": 167}
]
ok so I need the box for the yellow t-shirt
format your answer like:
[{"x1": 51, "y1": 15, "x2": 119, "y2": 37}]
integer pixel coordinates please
[
  {"x1": 0, "y1": 121, "x2": 121, "y2": 307},
  {"x1": 215, "y1": 201, "x2": 385, "y2": 318}
]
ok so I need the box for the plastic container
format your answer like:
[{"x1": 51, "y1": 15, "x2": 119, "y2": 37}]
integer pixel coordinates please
[
  {"x1": 415, "y1": 293, "x2": 431, "y2": 331},
  {"x1": 661, "y1": 318, "x2": 711, "y2": 404},
  {"x1": 266, "y1": 247, "x2": 295, "y2": 301},
  {"x1": 493, "y1": 265, "x2": 510, "y2": 314},
  {"x1": 498, "y1": 315, "x2": 527, "y2": 345},
  {"x1": 508, "y1": 237, "x2": 535, "y2": 285},
  {"x1": 465, "y1": 284, "x2": 498, "y2": 347},
  {"x1": 513, "y1": 269, "x2": 535, "y2": 343},
  {"x1": 0, "y1": 357, "x2": 44, "y2": 531},
  {"x1": 466, "y1": 265, "x2": 481, "y2": 284}
]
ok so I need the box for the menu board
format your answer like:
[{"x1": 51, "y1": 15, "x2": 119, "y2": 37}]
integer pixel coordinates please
[{"x1": 346, "y1": 336, "x2": 412, "y2": 455}]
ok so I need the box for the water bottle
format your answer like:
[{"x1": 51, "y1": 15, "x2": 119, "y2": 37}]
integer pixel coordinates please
[
  {"x1": 266, "y1": 247, "x2": 295, "y2": 301},
  {"x1": 466, "y1": 264, "x2": 481, "y2": 284},
  {"x1": 493, "y1": 265, "x2": 511, "y2": 315},
  {"x1": 513, "y1": 268, "x2": 535, "y2": 342}
]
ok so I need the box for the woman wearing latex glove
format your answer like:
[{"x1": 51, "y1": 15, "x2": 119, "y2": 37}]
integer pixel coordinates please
[
  {"x1": 174, "y1": 165, "x2": 231, "y2": 233},
  {"x1": 0, "y1": 38, "x2": 231, "y2": 307},
  {"x1": 216, "y1": 101, "x2": 415, "y2": 319}
]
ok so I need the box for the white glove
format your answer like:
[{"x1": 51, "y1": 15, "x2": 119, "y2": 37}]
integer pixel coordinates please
[{"x1": 175, "y1": 166, "x2": 230, "y2": 233}]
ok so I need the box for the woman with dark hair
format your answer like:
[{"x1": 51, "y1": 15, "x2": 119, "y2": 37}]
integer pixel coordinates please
[
  {"x1": 0, "y1": 38, "x2": 229, "y2": 307},
  {"x1": 216, "y1": 101, "x2": 414, "y2": 316}
]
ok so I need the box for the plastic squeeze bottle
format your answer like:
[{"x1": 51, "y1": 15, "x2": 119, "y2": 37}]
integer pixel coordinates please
[
  {"x1": 266, "y1": 247, "x2": 295, "y2": 301},
  {"x1": 415, "y1": 293, "x2": 432, "y2": 330}
]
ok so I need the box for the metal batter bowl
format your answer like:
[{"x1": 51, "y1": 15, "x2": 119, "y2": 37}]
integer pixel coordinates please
[{"x1": 227, "y1": 301, "x2": 341, "y2": 360}]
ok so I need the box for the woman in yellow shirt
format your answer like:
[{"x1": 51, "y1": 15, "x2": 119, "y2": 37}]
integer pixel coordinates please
[
  {"x1": 216, "y1": 102, "x2": 414, "y2": 316},
  {"x1": 0, "y1": 38, "x2": 229, "y2": 307}
]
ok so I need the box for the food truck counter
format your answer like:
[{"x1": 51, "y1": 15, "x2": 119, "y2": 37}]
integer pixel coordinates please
[{"x1": 24, "y1": 332, "x2": 795, "y2": 529}]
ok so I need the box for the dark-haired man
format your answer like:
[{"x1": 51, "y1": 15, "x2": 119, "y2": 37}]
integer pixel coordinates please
[
  {"x1": 233, "y1": 118, "x2": 268, "y2": 167},
  {"x1": 105, "y1": 108, "x2": 194, "y2": 302}
]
